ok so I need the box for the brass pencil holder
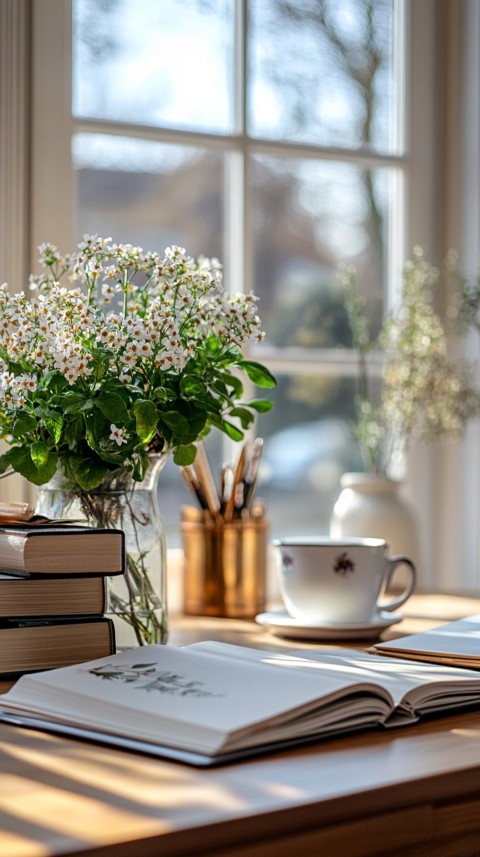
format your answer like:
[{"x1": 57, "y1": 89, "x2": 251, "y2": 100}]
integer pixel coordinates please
[{"x1": 181, "y1": 507, "x2": 269, "y2": 618}]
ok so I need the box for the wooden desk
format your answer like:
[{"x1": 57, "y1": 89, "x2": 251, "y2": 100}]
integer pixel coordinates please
[{"x1": 2, "y1": 593, "x2": 480, "y2": 857}]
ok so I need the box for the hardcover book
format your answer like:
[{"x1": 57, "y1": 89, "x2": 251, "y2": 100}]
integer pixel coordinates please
[
  {"x1": 1, "y1": 635, "x2": 480, "y2": 766},
  {"x1": 0, "y1": 526, "x2": 125, "y2": 575},
  {"x1": 0, "y1": 573, "x2": 106, "y2": 618},
  {"x1": 0, "y1": 617, "x2": 115, "y2": 674}
]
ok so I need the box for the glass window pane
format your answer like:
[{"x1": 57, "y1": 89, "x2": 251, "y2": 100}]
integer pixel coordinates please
[
  {"x1": 160, "y1": 375, "x2": 364, "y2": 547},
  {"x1": 249, "y1": 0, "x2": 398, "y2": 153},
  {"x1": 258, "y1": 375, "x2": 363, "y2": 538},
  {"x1": 72, "y1": 0, "x2": 235, "y2": 134},
  {"x1": 249, "y1": 155, "x2": 394, "y2": 347},
  {"x1": 73, "y1": 134, "x2": 225, "y2": 257},
  {"x1": 157, "y1": 432, "x2": 224, "y2": 548}
]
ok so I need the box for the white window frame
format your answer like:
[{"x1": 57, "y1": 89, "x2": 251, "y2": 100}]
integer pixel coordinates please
[
  {"x1": 0, "y1": 0, "x2": 33, "y2": 505},
  {"x1": 4, "y1": 0, "x2": 475, "y2": 591},
  {"x1": 431, "y1": 0, "x2": 480, "y2": 593}
]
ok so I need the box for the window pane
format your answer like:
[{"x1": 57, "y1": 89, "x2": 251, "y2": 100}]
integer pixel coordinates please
[
  {"x1": 158, "y1": 433, "x2": 224, "y2": 549},
  {"x1": 160, "y1": 376, "x2": 363, "y2": 547},
  {"x1": 73, "y1": 134, "x2": 225, "y2": 256},
  {"x1": 72, "y1": 0, "x2": 235, "y2": 134},
  {"x1": 249, "y1": 0, "x2": 398, "y2": 153},
  {"x1": 259, "y1": 375, "x2": 363, "y2": 537},
  {"x1": 249, "y1": 155, "x2": 393, "y2": 347}
]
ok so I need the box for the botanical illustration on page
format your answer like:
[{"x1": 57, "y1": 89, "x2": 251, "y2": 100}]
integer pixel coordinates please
[{"x1": 84, "y1": 661, "x2": 224, "y2": 698}]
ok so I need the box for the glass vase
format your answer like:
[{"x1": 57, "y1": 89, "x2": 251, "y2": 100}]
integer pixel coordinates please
[{"x1": 35, "y1": 455, "x2": 169, "y2": 649}]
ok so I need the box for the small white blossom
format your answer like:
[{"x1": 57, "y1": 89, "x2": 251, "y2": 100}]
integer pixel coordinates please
[{"x1": 110, "y1": 424, "x2": 128, "y2": 446}]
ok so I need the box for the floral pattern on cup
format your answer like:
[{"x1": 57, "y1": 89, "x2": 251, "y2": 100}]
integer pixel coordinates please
[{"x1": 333, "y1": 552, "x2": 356, "y2": 576}]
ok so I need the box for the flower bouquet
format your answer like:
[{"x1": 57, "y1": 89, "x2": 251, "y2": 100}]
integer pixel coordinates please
[{"x1": 0, "y1": 236, "x2": 275, "y2": 644}]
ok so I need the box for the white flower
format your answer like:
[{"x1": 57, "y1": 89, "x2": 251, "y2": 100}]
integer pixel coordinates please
[
  {"x1": 137, "y1": 340, "x2": 153, "y2": 358},
  {"x1": 121, "y1": 351, "x2": 138, "y2": 367},
  {"x1": 110, "y1": 424, "x2": 128, "y2": 446},
  {"x1": 0, "y1": 234, "x2": 272, "y2": 489}
]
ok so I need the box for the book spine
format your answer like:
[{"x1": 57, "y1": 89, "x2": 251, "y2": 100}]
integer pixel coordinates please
[
  {"x1": 0, "y1": 575, "x2": 107, "y2": 617},
  {"x1": 0, "y1": 617, "x2": 116, "y2": 673}
]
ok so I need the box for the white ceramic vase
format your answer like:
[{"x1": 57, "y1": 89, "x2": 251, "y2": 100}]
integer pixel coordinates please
[{"x1": 330, "y1": 472, "x2": 419, "y2": 562}]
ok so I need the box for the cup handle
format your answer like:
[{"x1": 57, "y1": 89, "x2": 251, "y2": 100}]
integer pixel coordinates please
[{"x1": 377, "y1": 556, "x2": 416, "y2": 613}]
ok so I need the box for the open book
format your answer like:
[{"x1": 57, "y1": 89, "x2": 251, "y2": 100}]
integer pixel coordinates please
[{"x1": 1, "y1": 639, "x2": 480, "y2": 766}]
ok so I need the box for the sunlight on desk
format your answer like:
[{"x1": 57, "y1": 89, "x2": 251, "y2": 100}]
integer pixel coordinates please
[
  {"x1": 2, "y1": 595, "x2": 480, "y2": 857},
  {"x1": 452, "y1": 727, "x2": 480, "y2": 739},
  {"x1": 0, "y1": 726, "x2": 294, "y2": 857},
  {"x1": 403, "y1": 593, "x2": 480, "y2": 621}
]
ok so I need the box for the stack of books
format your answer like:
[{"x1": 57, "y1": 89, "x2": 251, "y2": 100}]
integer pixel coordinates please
[{"x1": 0, "y1": 524, "x2": 125, "y2": 692}]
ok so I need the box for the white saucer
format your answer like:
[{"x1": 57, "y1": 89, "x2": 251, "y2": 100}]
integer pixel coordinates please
[{"x1": 255, "y1": 609, "x2": 403, "y2": 641}]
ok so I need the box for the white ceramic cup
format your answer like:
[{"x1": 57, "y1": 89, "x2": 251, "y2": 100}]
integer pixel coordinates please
[{"x1": 273, "y1": 537, "x2": 416, "y2": 624}]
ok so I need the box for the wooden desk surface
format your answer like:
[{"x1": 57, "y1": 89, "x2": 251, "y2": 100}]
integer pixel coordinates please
[{"x1": 3, "y1": 593, "x2": 480, "y2": 857}]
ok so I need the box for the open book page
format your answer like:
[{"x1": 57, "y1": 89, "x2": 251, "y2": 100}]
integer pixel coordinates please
[
  {"x1": 190, "y1": 642, "x2": 480, "y2": 724},
  {"x1": 371, "y1": 615, "x2": 480, "y2": 668},
  {"x1": 289, "y1": 647, "x2": 480, "y2": 722},
  {"x1": 0, "y1": 644, "x2": 394, "y2": 757}
]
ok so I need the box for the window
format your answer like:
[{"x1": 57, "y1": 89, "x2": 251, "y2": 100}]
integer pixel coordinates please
[
  {"x1": 12, "y1": 1, "x2": 456, "y2": 585},
  {"x1": 58, "y1": 0, "x2": 407, "y2": 544}
]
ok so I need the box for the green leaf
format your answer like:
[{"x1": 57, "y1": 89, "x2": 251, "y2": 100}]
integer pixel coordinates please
[
  {"x1": 229, "y1": 406, "x2": 255, "y2": 430},
  {"x1": 159, "y1": 408, "x2": 208, "y2": 445},
  {"x1": 133, "y1": 399, "x2": 158, "y2": 443},
  {"x1": 188, "y1": 414, "x2": 208, "y2": 439},
  {"x1": 11, "y1": 413, "x2": 37, "y2": 437},
  {"x1": 223, "y1": 421, "x2": 244, "y2": 441},
  {"x1": 180, "y1": 375, "x2": 207, "y2": 399},
  {"x1": 173, "y1": 444, "x2": 197, "y2": 466},
  {"x1": 30, "y1": 441, "x2": 50, "y2": 467},
  {"x1": 161, "y1": 411, "x2": 190, "y2": 433},
  {"x1": 62, "y1": 392, "x2": 89, "y2": 414},
  {"x1": 216, "y1": 371, "x2": 244, "y2": 398},
  {"x1": 95, "y1": 392, "x2": 130, "y2": 423},
  {"x1": 247, "y1": 399, "x2": 274, "y2": 413},
  {"x1": 153, "y1": 386, "x2": 175, "y2": 402},
  {"x1": 84, "y1": 411, "x2": 108, "y2": 453},
  {"x1": 205, "y1": 334, "x2": 221, "y2": 354},
  {"x1": 92, "y1": 356, "x2": 108, "y2": 382},
  {"x1": 8, "y1": 445, "x2": 58, "y2": 485},
  {"x1": 74, "y1": 459, "x2": 109, "y2": 491},
  {"x1": 0, "y1": 450, "x2": 14, "y2": 474},
  {"x1": 211, "y1": 416, "x2": 244, "y2": 442},
  {"x1": 96, "y1": 446, "x2": 130, "y2": 466},
  {"x1": 44, "y1": 410, "x2": 63, "y2": 442},
  {"x1": 210, "y1": 380, "x2": 229, "y2": 400},
  {"x1": 98, "y1": 377, "x2": 131, "y2": 402},
  {"x1": 43, "y1": 372, "x2": 69, "y2": 394},
  {"x1": 64, "y1": 415, "x2": 83, "y2": 450},
  {"x1": 238, "y1": 360, "x2": 277, "y2": 388}
]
